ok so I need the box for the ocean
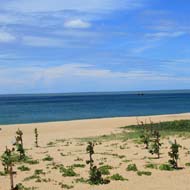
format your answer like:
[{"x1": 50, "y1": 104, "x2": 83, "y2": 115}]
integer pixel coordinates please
[{"x1": 0, "y1": 90, "x2": 190, "y2": 125}]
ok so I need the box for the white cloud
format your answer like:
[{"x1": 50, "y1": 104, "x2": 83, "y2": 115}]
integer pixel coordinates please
[
  {"x1": 2, "y1": 0, "x2": 144, "y2": 13},
  {"x1": 1, "y1": 63, "x2": 190, "y2": 93},
  {"x1": 64, "y1": 19, "x2": 91, "y2": 29},
  {"x1": 146, "y1": 31, "x2": 185, "y2": 40},
  {"x1": 10, "y1": 64, "x2": 173, "y2": 81},
  {"x1": 131, "y1": 31, "x2": 186, "y2": 54},
  {"x1": 0, "y1": 31, "x2": 16, "y2": 43},
  {"x1": 22, "y1": 36, "x2": 65, "y2": 47}
]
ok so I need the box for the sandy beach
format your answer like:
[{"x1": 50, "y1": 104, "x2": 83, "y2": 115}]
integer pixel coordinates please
[{"x1": 1, "y1": 113, "x2": 190, "y2": 190}]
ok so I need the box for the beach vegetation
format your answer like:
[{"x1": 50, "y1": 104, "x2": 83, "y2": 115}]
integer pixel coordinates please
[
  {"x1": 46, "y1": 141, "x2": 56, "y2": 147},
  {"x1": 34, "y1": 128, "x2": 39, "y2": 148},
  {"x1": 185, "y1": 163, "x2": 190, "y2": 167},
  {"x1": 1, "y1": 147, "x2": 17, "y2": 190},
  {"x1": 75, "y1": 177, "x2": 87, "y2": 183},
  {"x1": 123, "y1": 159, "x2": 132, "y2": 163},
  {"x1": 139, "y1": 121, "x2": 151, "y2": 149},
  {"x1": 71, "y1": 163, "x2": 85, "y2": 168},
  {"x1": 168, "y1": 140, "x2": 181, "y2": 169},
  {"x1": 110, "y1": 173, "x2": 127, "y2": 181},
  {"x1": 137, "y1": 171, "x2": 152, "y2": 176},
  {"x1": 17, "y1": 165, "x2": 30, "y2": 171},
  {"x1": 98, "y1": 165, "x2": 113, "y2": 175},
  {"x1": 126, "y1": 164, "x2": 138, "y2": 171},
  {"x1": 123, "y1": 120, "x2": 190, "y2": 137},
  {"x1": 59, "y1": 165, "x2": 78, "y2": 177},
  {"x1": 86, "y1": 142, "x2": 110, "y2": 185},
  {"x1": 42, "y1": 155, "x2": 54, "y2": 162},
  {"x1": 149, "y1": 130, "x2": 162, "y2": 159},
  {"x1": 59, "y1": 182, "x2": 74, "y2": 189},
  {"x1": 159, "y1": 164, "x2": 174, "y2": 171},
  {"x1": 13, "y1": 183, "x2": 37, "y2": 190},
  {"x1": 14, "y1": 129, "x2": 25, "y2": 160},
  {"x1": 24, "y1": 169, "x2": 45, "y2": 182},
  {"x1": 145, "y1": 163, "x2": 158, "y2": 169}
]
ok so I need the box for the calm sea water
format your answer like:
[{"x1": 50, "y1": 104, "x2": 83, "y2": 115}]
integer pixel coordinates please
[{"x1": 0, "y1": 90, "x2": 190, "y2": 125}]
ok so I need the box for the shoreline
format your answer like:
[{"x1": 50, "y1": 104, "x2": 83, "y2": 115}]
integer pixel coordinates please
[{"x1": 1, "y1": 112, "x2": 190, "y2": 127}]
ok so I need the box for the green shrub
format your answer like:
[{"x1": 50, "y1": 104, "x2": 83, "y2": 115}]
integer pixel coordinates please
[
  {"x1": 24, "y1": 169, "x2": 45, "y2": 182},
  {"x1": 137, "y1": 171, "x2": 152, "y2": 176},
  {"x1": 59, "y1": 166, "x2": 77, "y2": 177},
  {"x1": 123, "y1": 159, "x2": 132, "y2": 163},
  {"x1": 71, "y1": 164, "x2": 85, "y2": 168},
  {"x1": 59, "y1": 183, "x2": 74, "y2": 189},
  {"x1": 24, "y1": 159, "x2": 39, "y2": 165},
  {"x1": 86, "y1": 142, "x2": 110, "y2": 185},
  {"x1": 75, "y1": 177, "x2": 87, "y2": 183},
  {"x1": 168, "y1": 140, "x2": 181, "y2": 169},
  {"x1": 159, "y1": 164, "x2": 174, "y2": 171},
  {"x1": 149, "y1": 130, "x2": 162, "y2": 159},
  {"x1": 185, "y1": 163, "x2": 190, "y2": 166},
  {"x1": 0, "y1": 171, "x2": 7, "y2": 176},
  {"x1": 98, "y1": 165, "x2": 113, "y2": 175},
  {"x1": 34, "y1": 169, "x2": 45, "y2": 175},
  {"x1": 126, "y1": 164, "x2": 138, "y2": 171},
  {"x1": 17, "y1": 165, "x2": 30, "y2": 171},
  {"x1": 110, "y1": 173, "x2": 127, "y2": 181},
  {"x1": 14, "y1": 129, "x2": 26, "y2": 160},
  {"x1": 145, "y1": 163, "x2": 158, "y2": 169},
  {"x1": 42, "y1": 155, "x2": 54, "y2": 162},
  {"x1": 14, "y1": 183, "x2": 37, "y2": 190}
]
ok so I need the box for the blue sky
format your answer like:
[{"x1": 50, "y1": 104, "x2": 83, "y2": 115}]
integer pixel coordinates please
[{"x1": 0, "y1": 0, "x2": 190, "y2": 94}]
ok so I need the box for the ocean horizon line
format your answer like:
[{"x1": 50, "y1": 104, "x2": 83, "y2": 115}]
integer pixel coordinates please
[{"x1": 1, "y1": 89, "x2": 190, "y2": 97}]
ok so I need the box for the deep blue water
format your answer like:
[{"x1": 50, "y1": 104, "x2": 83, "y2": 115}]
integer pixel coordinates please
[{"x1": 0, "y1": 91, "x2": 190, "y2": 125}]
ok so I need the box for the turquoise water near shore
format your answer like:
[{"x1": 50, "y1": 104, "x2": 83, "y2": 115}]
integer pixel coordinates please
[{"x1": 0, "y1": 90, "x2": 190, "y2": 125}]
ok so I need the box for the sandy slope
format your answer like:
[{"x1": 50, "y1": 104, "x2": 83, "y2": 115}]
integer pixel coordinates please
[{"x1": 0, "y1": 113, "x2": 190, "y2": 190}]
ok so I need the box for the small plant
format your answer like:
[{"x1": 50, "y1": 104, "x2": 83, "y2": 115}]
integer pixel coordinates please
[
  {"x1": 75, "y1": 177, "x2": 87, "y2": 183},
  {"x1": 98, "y1": 165, "x2": 113, "y2": 175},
  {"x1": 71, "y1": 164, "x2": 85, "y2": 168},
  {"x1": 24, "y1": 158, "x2": 39, "y2": 165},
  {"x1": 123, "y1": 159, "x2": 132, "y2": 163},
  {"x1": 86, "y1": 142, "x2": 109, "y2": 185},
  {"x1": 159, "y1": 164, "x2": 173, "y2": 171},
  {"x1": 17, "y1": 165, "x2": 30, "y2": 171},
  {"x1": 16, "y1": 129, "x2": 24, "y2": 147},
  {"x1": 24, "y1": 169, "x2": 45, "y2": 182},
  {"x1": 34, "y1": 128, "x2": 39, "y2": 148},
  {"x1": 14, "y1": 129, "x2": 25, "y2": 160},
  {"x1": 42, "y1": 155, "x2": 54, "y2": 162},
  {"x1": 126, "y1": 164, "x2": 138, "y2": 171},
  {"x1": 86, "y1": 142, "x2": 94, "y2": 170},
  {"x1": 1, "y1": 147, "x2": 16, "y2": 190},
  {"x1": 145, "y1": 163, "x2": 158, "y2": 169},
  {"x1": 34, "y1": 169, "x2": 45, "y2": 175},
  {"x1": 168, "y1": 140, "x2": 181, "y2": 169},
  {"x1": 137, "y1": 171, "x2": 152, "y2": 176},
  {"x1": 14, "y1": 183, "x2": 37, "y2": 190},
  {"x1": 110, "y1": 173, "x2": 127, "y2": 181},
  {"x1": 59, "y1": 183, "x2": 74, "y2": 189},
  {"x1": 149, "y1": 130, "x2": 162, "y2": 159},
  {"x1": 185, "y1": 163, "x2": 190, "y2": 167},
  {"x1": 59, "y1": 166, "x2": 77, "y2": 177},
  {"x1": 139, "y1": 122, "x2": 151, "y2": 149}
]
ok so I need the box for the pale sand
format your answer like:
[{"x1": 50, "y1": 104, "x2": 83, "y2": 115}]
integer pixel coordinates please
[{"x1": 0, "y1": 113, "x2": 190, "y2": 190}]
